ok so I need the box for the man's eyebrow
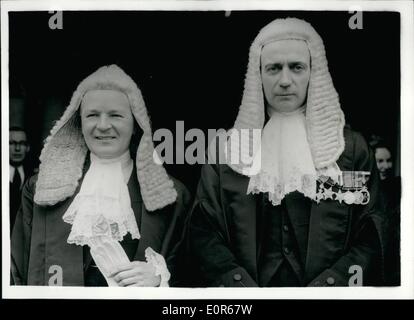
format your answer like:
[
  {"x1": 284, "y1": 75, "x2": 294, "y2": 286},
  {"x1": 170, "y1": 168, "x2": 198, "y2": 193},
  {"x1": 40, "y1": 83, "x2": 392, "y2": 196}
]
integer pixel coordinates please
[
  {"x1": 264, "y1": 62, "x2": 283, "y2": 67},
  {"x1": 82, "y1": 108, "x2": 100, "y2": 113},
  {"x1": 289, "y1": 61, "x2": 309, "y2": 66},
  {"x1": 83, "y1": 108, "x2": 127, "y2": 114},
  {"x1": 263, "y1": 60, "x2": 308, "y2": 66}
]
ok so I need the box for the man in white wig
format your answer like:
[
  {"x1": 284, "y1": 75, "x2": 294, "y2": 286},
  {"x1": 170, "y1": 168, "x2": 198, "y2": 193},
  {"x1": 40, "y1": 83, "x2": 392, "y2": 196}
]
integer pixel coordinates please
[
  {"x1": 11, "y1": 65, "x2": 190, "y2": 286},
  {"x1": 188, "y1": 18, "x2": 387, "y2": 287}
]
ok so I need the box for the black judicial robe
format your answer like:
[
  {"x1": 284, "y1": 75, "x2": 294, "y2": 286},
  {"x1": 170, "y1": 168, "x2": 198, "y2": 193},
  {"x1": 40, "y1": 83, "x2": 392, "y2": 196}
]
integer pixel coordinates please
[
  {"x1": 10, "y1": 164, "x2": 34, "y2": 233},
  {"x1": 11, "y1": 163, "x2": 191, "y2": 286},
  {"x1": 187, "y1": 127, "x2": 389, "y2": 287}
]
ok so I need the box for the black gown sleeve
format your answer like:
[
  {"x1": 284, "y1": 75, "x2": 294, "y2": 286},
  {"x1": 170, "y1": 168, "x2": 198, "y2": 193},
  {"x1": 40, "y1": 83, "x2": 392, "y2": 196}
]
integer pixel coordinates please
[{"x1": 188, "y1": 164, "x2": 258, "y2": 287}]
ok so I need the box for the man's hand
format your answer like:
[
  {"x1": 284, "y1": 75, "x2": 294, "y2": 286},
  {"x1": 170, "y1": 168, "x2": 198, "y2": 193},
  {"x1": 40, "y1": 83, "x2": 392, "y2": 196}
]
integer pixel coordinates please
[{"x1": 109, "y1": 261, "x2": 161, "y2": 287}]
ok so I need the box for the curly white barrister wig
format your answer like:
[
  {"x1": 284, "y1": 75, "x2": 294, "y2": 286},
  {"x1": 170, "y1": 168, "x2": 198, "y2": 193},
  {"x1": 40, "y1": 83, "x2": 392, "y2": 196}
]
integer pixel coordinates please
[
  {"x1": 34, "y1": 65, "x2": 177, "y2": 211},
  {"x1": 228, "y1": 17, "x2": 345, "y2": 175}
]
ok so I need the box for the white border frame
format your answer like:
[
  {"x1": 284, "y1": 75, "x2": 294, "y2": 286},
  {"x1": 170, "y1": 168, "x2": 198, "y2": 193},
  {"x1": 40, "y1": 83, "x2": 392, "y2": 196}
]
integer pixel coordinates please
[{"x1": 2, "y1": 0, "x2": 413, "y2": 300}]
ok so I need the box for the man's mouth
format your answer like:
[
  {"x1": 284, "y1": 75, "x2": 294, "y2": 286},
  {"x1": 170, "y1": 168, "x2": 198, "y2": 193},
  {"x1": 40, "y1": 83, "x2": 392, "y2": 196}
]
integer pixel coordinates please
[
  {"x1": 95, "y1": 136, "x2": 116, "y2": 140},
  {"x1": 276, "y1": 93, "x2": 295, "y2": 97}
]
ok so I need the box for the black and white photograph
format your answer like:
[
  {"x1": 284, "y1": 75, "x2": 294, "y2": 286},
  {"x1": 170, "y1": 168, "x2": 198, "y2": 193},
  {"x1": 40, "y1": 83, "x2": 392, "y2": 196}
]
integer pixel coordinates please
[{"x1": 2, "y1": 0, "x2": 414, "y2": 303}]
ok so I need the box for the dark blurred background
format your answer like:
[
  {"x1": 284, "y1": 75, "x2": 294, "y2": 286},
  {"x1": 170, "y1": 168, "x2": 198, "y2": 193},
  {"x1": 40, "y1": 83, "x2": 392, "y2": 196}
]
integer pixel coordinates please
[{"x1": 8, "y1": 10, "x2": 400, "y2": 194}]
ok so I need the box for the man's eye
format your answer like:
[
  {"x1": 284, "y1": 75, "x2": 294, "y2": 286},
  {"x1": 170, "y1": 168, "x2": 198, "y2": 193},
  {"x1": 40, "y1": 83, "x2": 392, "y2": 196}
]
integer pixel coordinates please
[
  {"x1": 267, "y1": 65, "x2": 280, "y2": 72},
  {"x1": 111, "y1": 114, "x2": 123, "y2": 118},
  {"x1": 86, "y1": 114, "x2": 97, "y2": 118},
  {"x1": 292, "y1": 64, "x2": 305, "y2": 72}
]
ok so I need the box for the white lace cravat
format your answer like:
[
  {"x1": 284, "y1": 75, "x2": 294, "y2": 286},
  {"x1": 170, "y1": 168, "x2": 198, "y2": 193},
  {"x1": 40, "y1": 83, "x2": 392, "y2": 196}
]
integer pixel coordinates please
[
  {"x1": 63, "y1": 150, "x2": 139, "y2": 245},
  {"x1": 62, "y1": 151, "x2": 139, "y2": 285},
  {"x1": 62, "y1": 151, "x2": 170, "y2": 286},
  {"x1": 247, "y1": 106, "x2": 340, "y2": 205}
]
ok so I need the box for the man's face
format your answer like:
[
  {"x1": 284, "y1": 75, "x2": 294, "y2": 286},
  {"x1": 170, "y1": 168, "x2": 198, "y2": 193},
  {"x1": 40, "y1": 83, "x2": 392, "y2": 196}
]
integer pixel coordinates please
[
  {"x1": 375, "y1": 147, "x2": 393, "y2": 180},
  {"x1": 9, "y1": 130, "x2": 29, "y2": 165},
  {"x1": 81, "y1": 89, "x2": 135, "y2": 159},
  {"x1": 261, "y1": 39, "x2": 311, "y2": 113}
]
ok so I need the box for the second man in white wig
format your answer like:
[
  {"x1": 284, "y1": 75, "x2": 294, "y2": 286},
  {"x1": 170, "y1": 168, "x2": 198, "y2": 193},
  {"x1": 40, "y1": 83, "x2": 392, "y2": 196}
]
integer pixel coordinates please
[{"x1": 188, "y1": 18, "x2": 387, "y2": 287}]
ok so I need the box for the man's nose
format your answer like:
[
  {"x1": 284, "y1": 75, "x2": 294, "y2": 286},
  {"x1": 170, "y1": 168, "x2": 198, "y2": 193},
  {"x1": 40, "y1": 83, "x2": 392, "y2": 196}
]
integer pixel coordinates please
[
  {"x1": 279, "y1": 67, "x2": 292, "y2": 88},
  {"x1": 15, "y1": 144, "x2": 21, "y2": 151},
  {"x1": 96, "y1": 115, "x2": 111, "y2": 131}
]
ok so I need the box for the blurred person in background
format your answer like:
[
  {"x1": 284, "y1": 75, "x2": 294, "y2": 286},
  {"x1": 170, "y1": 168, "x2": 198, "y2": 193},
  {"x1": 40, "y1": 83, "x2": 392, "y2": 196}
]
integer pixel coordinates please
[
  {"x1": 370, "y1": 136, "x2": 400, "y2": 285},
  {"x1": 9, "y1": 126, "x2": 32, "y2": 232}
]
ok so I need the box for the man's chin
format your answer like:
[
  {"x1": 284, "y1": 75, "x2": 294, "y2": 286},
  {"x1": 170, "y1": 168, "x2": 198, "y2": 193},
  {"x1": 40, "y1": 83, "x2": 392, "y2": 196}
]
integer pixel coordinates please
[
  {"x1": 10, "y1": 159, "x2": 24, "y2": 166},
  {"x1": 272, "y1": 103, "x2": 302, "y2": 113}
]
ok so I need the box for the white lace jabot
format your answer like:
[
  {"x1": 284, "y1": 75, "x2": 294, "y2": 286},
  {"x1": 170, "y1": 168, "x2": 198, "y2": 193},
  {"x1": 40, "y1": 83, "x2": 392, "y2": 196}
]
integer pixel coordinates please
[
  {"x1": 62, "y1": 150, "x2": 170, "y2": 286},
  {"x1": 247, "y1": 106, "x2": 341, "y2": 205},
  {"x1": 63, "y1": 150, "x2": 139, "y2": 245},
  {"x1": 62, "y1": 151, "x2": 138, "y2": 285}
]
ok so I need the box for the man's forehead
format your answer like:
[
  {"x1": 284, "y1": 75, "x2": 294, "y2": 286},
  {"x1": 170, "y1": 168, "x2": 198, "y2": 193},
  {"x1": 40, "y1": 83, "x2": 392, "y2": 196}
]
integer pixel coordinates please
[
  {"x1": 10, "y1": 130, "x2": 27, "y2": 141},
  {"x1": 81, "y1": 89, "x2": 129, "y2": 108},
  {"x1": 261, "y1": 39, "x2": 310, "y2": 63}
]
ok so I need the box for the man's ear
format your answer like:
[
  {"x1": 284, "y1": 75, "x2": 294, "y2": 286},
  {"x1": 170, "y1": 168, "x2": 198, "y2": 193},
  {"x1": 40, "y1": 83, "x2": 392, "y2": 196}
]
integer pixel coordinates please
[{"x1": 26, "y1": 145, "x2": 30, "y2": 154}]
